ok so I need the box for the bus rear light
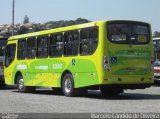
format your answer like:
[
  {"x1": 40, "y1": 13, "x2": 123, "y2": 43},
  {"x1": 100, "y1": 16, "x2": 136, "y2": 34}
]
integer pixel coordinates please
[{"x1": 104, "y1": 56, "x2": 110, "y2": 71}]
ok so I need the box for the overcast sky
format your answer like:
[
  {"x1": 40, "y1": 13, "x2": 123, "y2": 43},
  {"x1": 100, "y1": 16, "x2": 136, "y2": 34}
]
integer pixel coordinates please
[{"x1": 0, "y1": 0, "x2": 160, "y2": 32}]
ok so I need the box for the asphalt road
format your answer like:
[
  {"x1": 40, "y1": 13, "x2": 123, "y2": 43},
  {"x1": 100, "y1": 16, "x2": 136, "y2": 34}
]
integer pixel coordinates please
[{"x1": 0, "y1": 85, "x2": 160, "y2": 113}]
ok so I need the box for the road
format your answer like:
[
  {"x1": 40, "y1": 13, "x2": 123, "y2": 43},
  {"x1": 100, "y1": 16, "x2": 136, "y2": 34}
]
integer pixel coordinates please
[{"x1": 0, "y1": 85, "x2": 160, "y2": 114}]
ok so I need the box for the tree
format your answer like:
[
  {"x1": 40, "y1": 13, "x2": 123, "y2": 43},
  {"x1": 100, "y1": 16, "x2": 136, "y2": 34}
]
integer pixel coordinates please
[
  {"x1": 75, "y1": 18, "x2": 90, "y2": 24},
  {"x1": 23, "y1": 15, "x2": 30, "y2": 24}
]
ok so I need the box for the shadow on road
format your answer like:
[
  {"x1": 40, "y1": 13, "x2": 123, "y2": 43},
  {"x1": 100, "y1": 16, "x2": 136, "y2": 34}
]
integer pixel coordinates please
[
  {"x1": 10, "y1": 88, "x2": 160, "y2": 100},
  {"x1": 12, "y1": 88, "x2": 64, "y2": 96},
  {"x1": 85, "y1": 91, "x2": 160, "y2": 100},
  {"x1": 0, "y1": 85, "x2": 17, "y2": 90},
  {"x1": 34, "y1": 89, "x2": 63, "y2": 96}
]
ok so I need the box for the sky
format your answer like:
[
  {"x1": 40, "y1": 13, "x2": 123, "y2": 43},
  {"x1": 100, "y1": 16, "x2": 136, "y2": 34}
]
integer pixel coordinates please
[{"x1": 0, "y1": 0, "x2": 160, "y2": 32}]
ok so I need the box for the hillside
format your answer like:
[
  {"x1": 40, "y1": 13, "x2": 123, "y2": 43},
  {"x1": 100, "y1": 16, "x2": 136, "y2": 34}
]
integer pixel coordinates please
[{"x1": 0, "y1": 18, "x2": 90, "y2": 38}]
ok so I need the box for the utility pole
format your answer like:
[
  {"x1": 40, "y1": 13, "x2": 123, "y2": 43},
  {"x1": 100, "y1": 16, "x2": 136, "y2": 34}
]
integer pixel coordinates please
[{"x1": 12, "y1": 0, "x2": 15, "y2": 36}]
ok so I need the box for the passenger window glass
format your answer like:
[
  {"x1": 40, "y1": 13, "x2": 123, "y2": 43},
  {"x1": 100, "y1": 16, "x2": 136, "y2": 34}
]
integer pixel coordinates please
[
  {"x1": 64, "y1": 30, "x2": 79, "y2": 56},
  {"x1": 50, "y1": 33, "x2": 63, "y2": 57},
  {"x1": 37, "y1": 35, "x2": 48, "y2": 58},
  {"x1": 18, "y1": 39, "x2": 26, "y2": 59},
  {"x1": 27, "y1": 37, "x2": 37, "y2": 59},
  {"x1": 80, "y1": 27, "x2": 98, "y2": 55}
]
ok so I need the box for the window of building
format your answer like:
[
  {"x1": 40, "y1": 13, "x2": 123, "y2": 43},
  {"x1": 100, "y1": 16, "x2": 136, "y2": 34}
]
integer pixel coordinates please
[
  {"x1": 64, "y1": 30, "x2": 79, "y2": 56},
  {"x1": 37, "y1": 35, "x2": 49, "y2": 58},
  {"x1": 17, "y1": 39, "x2": 26, "y2": 59},
  {"x1": 80, "y1": 27, "x2": 98, "y2": 55},
  {"x1": 50, "y1": 33, "x2": 63, "y2": 57},
  {"x1": 27, "y1": 37, "x2": 37, "y2": 59}
]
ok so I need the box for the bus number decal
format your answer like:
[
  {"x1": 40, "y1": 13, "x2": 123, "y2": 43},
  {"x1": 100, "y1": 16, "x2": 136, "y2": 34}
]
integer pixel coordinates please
[
  {"x1": 17, "y1": 64, "x2": 27, "y2": 70},
  {"x1": 53, "y1": 64, "x2": 62, "y2": 69}
]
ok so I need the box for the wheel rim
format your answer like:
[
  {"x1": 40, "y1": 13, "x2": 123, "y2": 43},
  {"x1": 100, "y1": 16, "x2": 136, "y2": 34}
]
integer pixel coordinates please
[
  {"x1": 64, "y1": 78, "x2": 72, "y2": 93},
  {"x1": 18, "y1": 78, "x2": 24, "y2": 90}
]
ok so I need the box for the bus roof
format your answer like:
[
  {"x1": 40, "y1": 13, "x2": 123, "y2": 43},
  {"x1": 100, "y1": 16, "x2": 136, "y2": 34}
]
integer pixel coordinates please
[
  {"x1": 8, "y1": 20, "x2": 150, "y2": 41},
  {"x1": 8, "y1": 21, "x2": 102, "y2": 40}
]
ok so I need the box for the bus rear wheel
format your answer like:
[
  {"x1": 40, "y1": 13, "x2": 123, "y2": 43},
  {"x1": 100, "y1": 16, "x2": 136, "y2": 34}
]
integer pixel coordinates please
[
  {"x1": 17, "y1": 75, "x2": 35, "y2": 93},
  {"x1": 62, "y1": 73, "x2": 76, "y2": 97}
]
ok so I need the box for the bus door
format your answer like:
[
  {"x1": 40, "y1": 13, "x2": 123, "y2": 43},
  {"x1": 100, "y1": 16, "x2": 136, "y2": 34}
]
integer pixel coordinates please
[
  {"x1": 4, "y1": 44, "x2": 16, "y2": 84},
  {"x1": 78, "y1": 27, "x2": 98, "y2": 87}
]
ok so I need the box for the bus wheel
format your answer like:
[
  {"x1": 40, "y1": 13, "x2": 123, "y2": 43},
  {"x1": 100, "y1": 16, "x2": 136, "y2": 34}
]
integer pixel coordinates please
[
  {"x1": 17, "y1": 75, "x2": 35, "y2": 93},
  {"x1": 100, "y1": 86, "x2": 124, "y2": 97},
  {"x1": 62, "y1": 73, "x2": 75, "y2": 97}
]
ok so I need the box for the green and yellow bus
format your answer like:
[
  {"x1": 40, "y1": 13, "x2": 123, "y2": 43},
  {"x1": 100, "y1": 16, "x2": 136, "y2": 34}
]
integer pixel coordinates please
[{"x1": 4, "y1": 20, "x2": 154, "y2": 96}]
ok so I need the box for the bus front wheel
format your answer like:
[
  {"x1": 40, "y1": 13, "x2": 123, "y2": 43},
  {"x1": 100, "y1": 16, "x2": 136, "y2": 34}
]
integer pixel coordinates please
[{"x1": 17, "y1": 75, "x2": 35, "y2": 93}]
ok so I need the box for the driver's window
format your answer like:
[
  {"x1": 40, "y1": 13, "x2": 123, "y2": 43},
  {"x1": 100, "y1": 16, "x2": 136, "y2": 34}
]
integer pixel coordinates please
[{"x1": 5, "y1": 44, "x2": 16, "y2": 67}]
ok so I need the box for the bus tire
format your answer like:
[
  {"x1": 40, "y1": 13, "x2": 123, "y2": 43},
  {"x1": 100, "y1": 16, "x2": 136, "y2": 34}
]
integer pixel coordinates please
[
  {"x1": 62, "y1": 73, "x2": 76, "y2": 97},
  {"x1": 17, "y1": 75, "x2": 35, "y2": 93},
  {"x1": 100, "y1": 86, "x2": 123, "y2": 97}
]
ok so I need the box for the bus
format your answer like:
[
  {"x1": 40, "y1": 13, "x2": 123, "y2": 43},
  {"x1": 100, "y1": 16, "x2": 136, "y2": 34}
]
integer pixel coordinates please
[
  {"x1": 153, "y1": 37, "x2": 160, "y2": 62},
  {"x1": 0, "y1": 38, "x2": 7, "y2": 88},
  {"x1": 153, "y1": 38, "x2": 160, "y2": 82},
  {"x1": 4, "y1": 20, "x2": 154, "y2": 97}
]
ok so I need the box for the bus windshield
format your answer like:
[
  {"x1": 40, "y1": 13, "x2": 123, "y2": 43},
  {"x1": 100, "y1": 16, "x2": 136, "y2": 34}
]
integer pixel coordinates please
[{"x1": 107, "y1": 21, "x2": 150, "y2": 44}]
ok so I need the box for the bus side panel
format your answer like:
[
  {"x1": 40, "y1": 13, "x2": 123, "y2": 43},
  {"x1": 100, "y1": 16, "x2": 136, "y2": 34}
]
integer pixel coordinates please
[{"x1": 77, "y1": 57, "x2": 98, "y2": 88}]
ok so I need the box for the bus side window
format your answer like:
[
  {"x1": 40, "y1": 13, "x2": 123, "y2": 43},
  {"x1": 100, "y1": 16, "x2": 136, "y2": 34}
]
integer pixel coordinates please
[
  {"x1": 50, "y1": 33, "x2": 63, "y2": 57},
  {"x1": 5, "y1": 44, "x2": 16, "y2": 67},
  {"x1": 27, "y1": 37, "x2": 37, "y2": 59},
  {"x1": 80, "y1": 27, "x2": 98, "y2": 55},
  {"x1": 37, "y1": 35, "x2": 49, "y2": 58},
  {"x1": 64, "y1": 30, "x2": 78, "y2": 56},
  {"x1": 18, "y1": 39, "x2": 26, "y2": 59}
]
